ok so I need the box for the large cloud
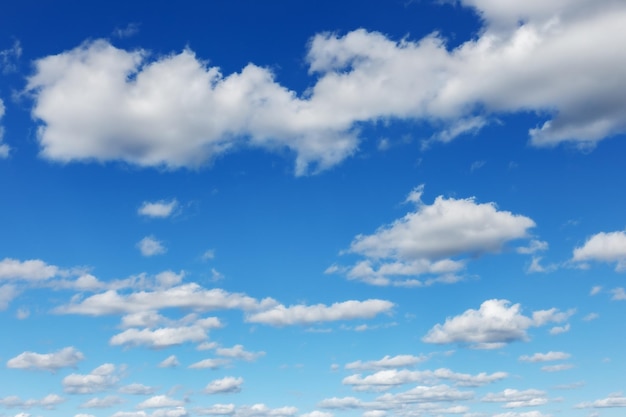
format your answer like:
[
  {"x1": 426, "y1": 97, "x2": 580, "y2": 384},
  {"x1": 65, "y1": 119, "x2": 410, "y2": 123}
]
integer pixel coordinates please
[
  {"x1": 26, "y1": 1, "x2": 626, "y2": 174},
  {"x1": 422, "y1": 299, "x2": 573, "y2": 349}
]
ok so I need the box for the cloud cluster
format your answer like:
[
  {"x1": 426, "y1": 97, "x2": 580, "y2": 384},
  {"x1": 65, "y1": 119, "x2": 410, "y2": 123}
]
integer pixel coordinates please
[{"x1": 25, "y1": 0, "x2": 626, "y2": 173}]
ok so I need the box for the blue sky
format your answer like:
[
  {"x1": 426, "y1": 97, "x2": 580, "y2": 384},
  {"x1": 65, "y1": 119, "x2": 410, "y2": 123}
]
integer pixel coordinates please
[{"x1": 1, "y1": 1, "x2": 626, "y2": 417}]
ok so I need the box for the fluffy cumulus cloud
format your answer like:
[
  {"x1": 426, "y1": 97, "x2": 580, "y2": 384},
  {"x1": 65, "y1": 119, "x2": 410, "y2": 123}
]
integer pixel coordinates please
[
  {"x1": 245, "y1": 299, "x2": 394, "y2": 326},
  {"x1": 138, "y1": 200, "x2": 179, "y2": 218},
  {"x1": 0, "y1": 258, "x2": 59, "y2": 281},
  {"x1": 158, "y1": 355, "x2": 179, "y2": 368},
  {"x1": 422, "y1": 299, "x2": 573, "y2": 349},
  {"x1": 62, "y1": 363, "x2": 120, "y2": 394},
  {"x1": 330, "y1": 186, "x2": 534, "y2": 286},
  {"x1": 25, "y1": 1, "x2": 626, "y2": 175},
  {"x1": 572, "y1": 231, "x2": 626, "y2": 271},
  {"x1": 137, "y1": 395, "x2": 184, "y2": 409},
  {"x1": 215, "y1": 344, "x2": 265, "y2": 362},
  {"x1": 6, "y1": 346, "x2": 84, "y2": 371},
  {"x1": 204, "y1": 377, "x2": 244, "y2": 394},
  {"x1": 110, "y1": 325, "x2": 211, "y2": 348}
]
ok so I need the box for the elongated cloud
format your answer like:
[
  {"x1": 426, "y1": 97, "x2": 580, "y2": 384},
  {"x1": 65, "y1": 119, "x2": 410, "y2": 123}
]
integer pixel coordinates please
[
  {"x1": 7, "y1": 347, "x2": 84, "y2": 372},
  {"x1": 138, "y1": 200, "x2": 179, "y2": 218},
  {"x1": 245, "y1": 299, "x2": 394, "y2": 326},
  {"x1": 26, "y1": 1, "x2": 626, "y2": 174}
]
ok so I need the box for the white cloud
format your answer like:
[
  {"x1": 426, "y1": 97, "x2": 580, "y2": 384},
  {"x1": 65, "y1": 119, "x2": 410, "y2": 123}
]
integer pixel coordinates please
[
  {"x1": 138, "y1": 200, "x2": 179, "y2": 218},
  {"x1": 576, "y1": 393, "x2": 626, "y2": 408},
  {"x1": 0, "y1": 258, "x2": 59, "y2": 281},
  {"x1": 345, "y1": 354, "x2": 428, "y2": 371},
  {"x1": 188, "y1": 358, "x2": 230, "y2": 370},
  {"x1": 572, "y1": 231, "x2": 626, "y2": 271},
  {"x1": 583, "y1": 312, "x2": 599, "y2": 321},
  {"x1": 422, "y1": 299, "x2": 571, "y2": 348},
  {"x1": 158, "y1": 355, "x2": 179, "y2": 368},
  {"x1": 6, "y1": 346, "x2": 84, "y2": 371},
  {"x1": 338, "y1": 186, "x2": 534, "y2": 285},
  {"x1": 137, "y1": 395, "x2": 184, "y2": 409},
  {"x1": 197, "y1": 404, "x2": 297, "y2": 417},
  {"x1": 612, "y1": 287, "x2": 626, "y2": 300},
  {"x1": 519, "y1": 351, "x2": 571, "y2": 363},
  {"x1": 492, "y1": 412, "x2": 551, "y2": 417},
  {"x1": 343, "y1": 368, "x2": 507, "y2": 391},
  {"x1": 62, "y1": 363, "x2": 120, "y2": 394},
  {"x1": 110, "y1": 325, "x2": 209, "y2": 348},
  {"x1": 590, "y1": 285, "x2": 603, "y2": 296},
  {"x1": 517, "y1": 240, "x2": 549, "y2": 254},
  {"x1": 215, "y1": 344, "x2": 265, "y2": 362},
  {"x1": 204, "y1": 377, "x2": 244, "y2": 394},
  {"x1": 119, "y1": 384, "x2": 156, "y2": 395},
  {"x1": 375, "y1": 384, "x2": 473, "y2": 405},
  {"x1": 245, "y1": 299, "x2": 394, "y2": 326},
  {"x1": 0, "y1": 39, "x2": 21, "y2": 74},
  {"x1": 0, "y1": 284, "x2": 19, "y2": 310},
  {"x1": 541, "y1": 364, "x2": 574, "y2": 372},
  {"x1": 0, "y1": 99, "x2": 9, "y2": 158},
  {"x1": 137, "y1": 236, "x2": 167, "y2": 257},
  {"x1": 0, "y1": 394, "x2": 65, "y2": 409},
  {"x1": 26, "y1": 1, "x2": 626, "y2": 174},
  {"x1": 318, "y1": 397, "x2": 364, "y2": 410},
  {"x1": 482, "y1": 388, "x2": 548, "y2": 408},
  {"x1": 549, "y1": 323, "x2": 570, "y2": 335},
  {"x1": 79, "y1": 396, "x2": 124, "y2": 408},
  {"x1": 151, "y1": 408, "x2": 189, "y2": 417},
  {"x1": 56, "y1": 283, "x2": 275, "y2": 316}
]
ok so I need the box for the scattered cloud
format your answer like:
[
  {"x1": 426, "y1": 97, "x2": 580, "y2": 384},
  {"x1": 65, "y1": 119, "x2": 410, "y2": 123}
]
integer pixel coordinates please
[
  {"x1": 79, "y1": 396, "x2": 124, "y2": 408},
  {"x1": 0, "y1": 258, "x2": 59, "y2": 281},
  {"x1": 576, "y1": 393, "x2": 626, "y2": 408},
  {"x1": 423, "y1": 299, "x2": 572, "y2": 348},
  {"x1": 62, "y1": 363, "x2": 120, "y2": 394},
  {"x1": 188, "y1": 358, "x2": 230, "y2": 370},
  {"x1": 0, "y1": 100, "x2": 9, "y2": 158},
  {"x1": 137, "y1": 236, "x2": 167, "y2": 257},
  {"x1": 113, "y1": 23, "x2": 140, "y2": 39},
  {"x1": 204, "y1": 377, "x2": 244, "y2": 394},
  {"x1": 215, "y1": 344, "x2": 265, "y2": 362},
  {"x1": 583, "y1": 312, "x2": 599, "y2": 321},
  {"x1": 245, "y1": 299, "x2": 394, "y2": 326},
  {"x1": 0, "y1": 394, "x2": 65, "y2": 409},
  {"x1": 541, "y1": 364, "x2": 574, "y2": 372},
  {"x1": 110, "y1": 325, "x2": 210, "y2": 348},
  {"x1": 119, "y1": 384, "x2": 156, "y2": 395},
  {"x1": 138, "y1": 200, "x2": 179, "y2": 218},
  {"x1": 572, "y1": 231, "x2": 626, "y2": 271},
  {"x1": 0, "y1": 39, "x2": 22, "y2": 74},
  {"x1": 481, "y1": 388, "x2": 548, "y2": 408},
  {"x1": 345, "y1": 354, "x2": 428, "y2": 371},
  {"x1": 336, "y1": 186, "x2": 534, "y2": 286},
  {"x1": 158, "y1": 355, "x2": 180, "y2": 368},
  {"x1": 137, "y1": 395, "x2": 184, "y2": 409},
  {"x1": 7, "y1": 346, "x2": 84, "y2": 372},
  {"x1": 519, "y1": 351, "x2": 571, "y2": 363},
  {"x1": 611, "y1": 287, "x2": 626, "y2": 300}
]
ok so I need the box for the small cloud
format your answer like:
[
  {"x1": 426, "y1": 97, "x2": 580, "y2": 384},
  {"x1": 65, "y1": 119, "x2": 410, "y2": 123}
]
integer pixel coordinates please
[
  {"x1": 137, "y1": 236, "x2": 166, "y2": 257},
  {"x1": 583, "y1": 313, "x2": 599, "y2": 322},
  {"x1": 211, "y1": 268, "x2": 224, "y2": 282},
  {"x1": 549, "y1": 323, "x2": 571, "y2": 335},
  {"x1": 158, "y1": 355, "x2": 179, "y2": 368},
  {"x1": 611, "y1": 287, "x2": 626, "y2": 300},
  {"x1": 590, "y1": 286, "x2": 602, "y2": 296},
  {"x1": 138, "y1": 199, "x2": 179, "y2": 218},
  {"x1": 16, "y1": 307, "x2": 30, "y2": 319},
  {"x1": 202, "y1": 249, "x2": 215, "y2": 260},
  {"x1": 470, "y1": 160, "x2": 485, "y2": 172},
  {"x1": 204, "y1": 376, "x2": 243, "y2": 394},
  {"x1": 377, "y1": 138, "x2": 390, "y2": 151},
  {"x1": 0, "y1": 39, "x2": 22, "y2": 74},
  {"x1": 517, "y1": 240, "x2": 549, "y2": 254},
  {"x1": 541, "y1": 363, "x2": 574, "y2": 372},
  {"x1": 112, "y1": 23, "x2": 140, "y2": 38}
]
